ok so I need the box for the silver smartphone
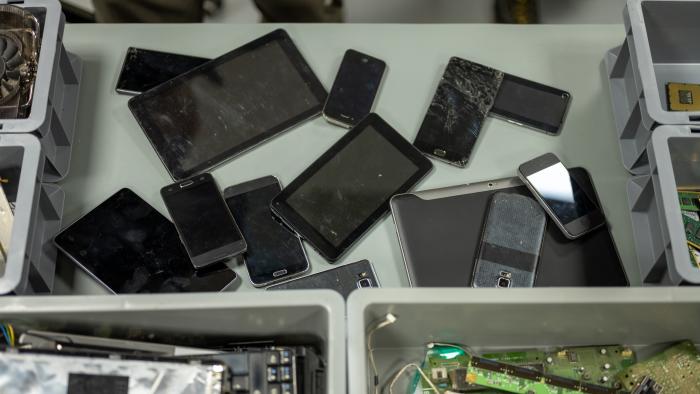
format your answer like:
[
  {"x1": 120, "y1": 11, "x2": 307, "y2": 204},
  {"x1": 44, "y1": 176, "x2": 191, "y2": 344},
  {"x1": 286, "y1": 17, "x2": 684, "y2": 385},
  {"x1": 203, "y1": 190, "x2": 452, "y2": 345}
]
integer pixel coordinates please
[
  {"x1": 471, "y1": 192, "x2": 546, "y2": 288},
  {"x1": 518, "y1": 153, "x2": 605, "y2": 239}
]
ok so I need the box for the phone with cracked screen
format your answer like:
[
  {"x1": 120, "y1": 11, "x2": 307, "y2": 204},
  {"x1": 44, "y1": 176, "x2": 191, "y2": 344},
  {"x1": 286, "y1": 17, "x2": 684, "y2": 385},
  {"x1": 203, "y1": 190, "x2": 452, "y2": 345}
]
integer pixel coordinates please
[
  {"x1": 115, "y1": 47, "x2": 209, "y2": 95},
  {"x1": 323, "y1": 49, "x2": 386, "y2": 128},
  {"x1": 161, "y1": 173, "x2": 246, "y2": 268},
  {"x1": 491, "y1": 73, "x2": 571, "y2": 135},
  {"x1": 413, "y1": 57, "x2": 503, "y2": 167},
  {"x1": 267, "y1": 259, "x2": 378, "y2": 298},
  {"x1": 54, "y1": 188, "x2": 237, "y2": 294},
  {"x1": 518, "y1": 153, "x2": 605, "y2": 239},
  {"x1": 471, "y1": 192, "x2": 546, "y2": 288},
  {"x1": 224, "y1": 176, "x2": 309, "y2": 287}
]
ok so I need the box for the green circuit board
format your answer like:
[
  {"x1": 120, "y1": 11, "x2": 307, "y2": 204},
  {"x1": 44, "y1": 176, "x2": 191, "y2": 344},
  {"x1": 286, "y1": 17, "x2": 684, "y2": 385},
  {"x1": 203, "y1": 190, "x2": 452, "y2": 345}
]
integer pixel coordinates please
[
  {"x1": 678, "y1": 191, "x2": 700, "y2": 212},
  {"x1": 683, "y1": 210, "x2": 700, "y2": 250},
  {"x1": 418, "y1": 345, "x2": 621, "y2": 394},
  {"x1": 617, "y1": 341, "x2": 700, "y2": 393},
  {"x1": 484, "y1": 346, "x2": 635, "y2": 389}
]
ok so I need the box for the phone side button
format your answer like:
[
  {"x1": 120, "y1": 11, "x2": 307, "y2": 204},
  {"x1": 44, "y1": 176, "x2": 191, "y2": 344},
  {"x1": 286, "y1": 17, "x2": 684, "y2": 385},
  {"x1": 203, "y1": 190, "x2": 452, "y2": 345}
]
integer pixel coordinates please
[{"x1": 273, "y1": 269, "x2": 288, "y2": 277}]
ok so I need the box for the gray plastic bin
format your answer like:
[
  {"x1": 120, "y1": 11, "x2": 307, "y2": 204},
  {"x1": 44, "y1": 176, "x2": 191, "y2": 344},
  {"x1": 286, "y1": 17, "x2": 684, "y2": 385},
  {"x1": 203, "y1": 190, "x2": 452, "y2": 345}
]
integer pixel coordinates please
[
  {"x1": 626, "y1": 0, "x2": 700, "y2": 127},
  {"x1": 347, "y1": 288, "x2": 700, "y2": 394},
  {"x1": 0, "y1": 291, "x2": 346, "y2": 393},
  {"x1": 628, "y1": 125, "x2": 700, "y2": 285},
  {"x1": 0, "y1": 134, "x2": 63, "y2": 295},
  {"x1": 0, "y1": 0, "x2": 82, "y2": 182}
]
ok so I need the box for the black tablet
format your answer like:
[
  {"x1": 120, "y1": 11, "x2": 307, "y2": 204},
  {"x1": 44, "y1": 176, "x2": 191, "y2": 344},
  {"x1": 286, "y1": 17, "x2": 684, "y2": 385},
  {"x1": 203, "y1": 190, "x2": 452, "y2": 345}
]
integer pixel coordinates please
[
  {"x1": 128, "y1": 29, "x2": 328, "y2": 180},
  {"x1": 54, "y1": 188, "x2": 237, "y2": 294},
  {"x1": 271, "y1": 113, "x2": 432, "y2": 261}
]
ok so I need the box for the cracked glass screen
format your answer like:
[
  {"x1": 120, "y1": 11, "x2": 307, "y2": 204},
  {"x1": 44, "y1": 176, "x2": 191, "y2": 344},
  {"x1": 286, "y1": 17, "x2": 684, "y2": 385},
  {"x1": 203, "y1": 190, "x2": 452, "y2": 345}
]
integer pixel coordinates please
[
  {"x1": 130, "y1": 35, "x2": 324, "y2": 179},
  {"x1": 226, "y1": 181, "x2": 307, "y2": 284},
  {"x1": 286, "y1": 126, "x2": 418, "y2": 247}
]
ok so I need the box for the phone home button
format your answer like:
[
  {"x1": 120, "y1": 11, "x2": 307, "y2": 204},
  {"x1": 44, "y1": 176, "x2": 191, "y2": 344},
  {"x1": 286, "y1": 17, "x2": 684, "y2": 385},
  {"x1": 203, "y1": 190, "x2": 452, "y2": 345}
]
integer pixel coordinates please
[{"x1": 273, "y1": 269, "x2": 288, "y2": 278}]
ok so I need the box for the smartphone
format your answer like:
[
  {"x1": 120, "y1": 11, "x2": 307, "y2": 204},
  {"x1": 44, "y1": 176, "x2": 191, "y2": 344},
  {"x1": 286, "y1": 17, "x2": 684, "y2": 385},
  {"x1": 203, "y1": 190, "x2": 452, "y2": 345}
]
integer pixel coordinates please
[
  {"x1": 161, "y1": 173, "x2": 246, "y2": 268},
  {"x1": 223, "y1": 176, "x2": 309, "y2": 287},
  {"x1": 491, "y1": 73, "x2": 571, "y2": 135},
  {"x1": 413, "y1": 57, "x2": 503, "y2": 167},
  {"x1": 518, "y1": 153, "x2": 606, "y2": 239},
  {"x1": 267, "y1": 260, "x2": 379, "y2": 298},
  {"x1": 115, "y1": 47, "x2": 209, "y2": 95},
  {"x1": 472, "y1": 193, "x2": 546, "y2": 288},
  {"x1": 323, "y1": 49, "x2": 386, "y2": 128}
]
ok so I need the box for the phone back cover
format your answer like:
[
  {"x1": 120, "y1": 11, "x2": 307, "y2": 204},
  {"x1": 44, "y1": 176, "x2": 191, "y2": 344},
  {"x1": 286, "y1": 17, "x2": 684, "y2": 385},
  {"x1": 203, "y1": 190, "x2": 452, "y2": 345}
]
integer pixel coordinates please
[
  {"x1": 390, "y1": 168, "x2": 629, "y2": 287},
  {"x1": 268, "y1": 260, "x2": 378, "y2": 299},
  {"x1": 472, "y1": 193, "x2": 546, "y2": 287},
  {"x1": 413, "y1": 57, "x2": 503, "y2": 167}
]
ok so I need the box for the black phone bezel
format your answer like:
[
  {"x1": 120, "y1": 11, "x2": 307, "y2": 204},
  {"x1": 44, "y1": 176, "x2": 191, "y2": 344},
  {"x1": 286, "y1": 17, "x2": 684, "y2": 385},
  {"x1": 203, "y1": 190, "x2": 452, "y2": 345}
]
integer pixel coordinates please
[
  {"x1": 161, "y1": 173, "x2": 247, "y2": 268},
  {"x1": 128, "y1": 29, "x2": 328, "y2": 180},
  {"x1": 322, "y1": 49, "x2": 387, "y2": 128},
  {"x1": 271, "y1": 113, "x2": 432, "y2": 262},
  {"x1": 223, "y1": 176, "x2": 310, "y2": 287},
  {"x1": 115, "y1": 47, "x2": 210, "y2": 96},
  {"x1": 491, "y1": 73, "x2": 571, "y2": 135}
]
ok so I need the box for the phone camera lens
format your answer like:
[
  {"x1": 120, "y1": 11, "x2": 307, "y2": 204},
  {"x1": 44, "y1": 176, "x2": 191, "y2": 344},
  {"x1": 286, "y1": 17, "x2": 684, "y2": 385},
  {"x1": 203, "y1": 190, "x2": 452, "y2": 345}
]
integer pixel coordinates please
[
  {"x1": 497, "y1": 277, "x2": 511, "y2": 288},
  {"x1": 357, "y1": 278, "x2": 373, "y2": 288}
]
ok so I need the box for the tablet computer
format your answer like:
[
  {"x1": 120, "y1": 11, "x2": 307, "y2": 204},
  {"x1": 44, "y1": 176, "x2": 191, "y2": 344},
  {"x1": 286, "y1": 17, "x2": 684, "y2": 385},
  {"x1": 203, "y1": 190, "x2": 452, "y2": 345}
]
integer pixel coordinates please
[
  {"x1": 54, "y1": 188, "x2": 237, "y2": 294},
  {"x1": 272, "y1": 113, "x2": 432, "y2": 261},
  {"x1": 390, "y1": 168, "x2": 628, "y2": 287},
  {"x1": 128, "y1": 29, "x2": 328, "y2": 180}
]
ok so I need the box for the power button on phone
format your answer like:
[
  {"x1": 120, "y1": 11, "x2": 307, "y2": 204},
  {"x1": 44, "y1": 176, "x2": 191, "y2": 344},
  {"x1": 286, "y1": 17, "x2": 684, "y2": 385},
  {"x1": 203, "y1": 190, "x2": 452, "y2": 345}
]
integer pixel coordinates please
[{"x1": 273, "y1": 269, "x2": 288, "y2": 277}]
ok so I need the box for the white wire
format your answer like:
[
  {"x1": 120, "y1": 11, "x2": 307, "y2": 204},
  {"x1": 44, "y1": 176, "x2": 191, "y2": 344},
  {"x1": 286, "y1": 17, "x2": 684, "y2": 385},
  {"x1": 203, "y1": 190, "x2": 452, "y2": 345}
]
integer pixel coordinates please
[
  {"x1": 426, "y1": 342, "x2": 475, "y2": 356},
  {"x1": 367, "y1": 313, "x2": 398, "y2": 394},
  {"x1": 386, "y1": 363, "x2": 439, "y2": 394}
]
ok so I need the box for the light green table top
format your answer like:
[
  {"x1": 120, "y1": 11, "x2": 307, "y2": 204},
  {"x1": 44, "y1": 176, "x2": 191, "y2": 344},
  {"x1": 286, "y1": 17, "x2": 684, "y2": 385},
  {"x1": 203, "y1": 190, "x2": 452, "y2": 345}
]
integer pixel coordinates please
[{"x1": 54, "y1": 23, "x2": 636, "y2": 294}]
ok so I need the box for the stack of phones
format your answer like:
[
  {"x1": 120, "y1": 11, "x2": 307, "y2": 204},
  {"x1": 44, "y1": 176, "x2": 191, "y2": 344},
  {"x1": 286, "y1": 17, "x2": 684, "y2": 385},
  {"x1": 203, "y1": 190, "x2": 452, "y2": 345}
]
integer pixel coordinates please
[{"x1": 473, "y1": 153, "x2": 607, "y2": 288}]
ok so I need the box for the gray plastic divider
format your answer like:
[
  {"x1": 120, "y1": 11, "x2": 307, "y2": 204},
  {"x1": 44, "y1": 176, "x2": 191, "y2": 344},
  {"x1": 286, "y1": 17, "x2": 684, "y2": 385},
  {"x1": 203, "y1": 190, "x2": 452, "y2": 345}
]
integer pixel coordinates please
[
  {"x1": 0, "y1": 0, "x2": 82, "y2": 182},
  {"x1": 0, "y1": 291, "x2": 346, "y2": 393},
  {"x1": 0, "y1": 134, "x2": 42, "y2": 294},
  {"x1": 627, "y1": 125, "x2": 700, "y2": 285},
  {"x1": 347, "y1": 288, "x2": 700, "y2": 394}
]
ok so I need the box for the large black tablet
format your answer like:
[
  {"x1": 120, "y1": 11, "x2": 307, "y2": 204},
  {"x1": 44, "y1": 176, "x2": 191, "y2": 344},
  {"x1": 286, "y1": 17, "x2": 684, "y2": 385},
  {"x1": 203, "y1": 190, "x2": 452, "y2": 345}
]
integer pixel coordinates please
[
  {"x1": 54, "y1": 188, "x2": 237, "y2": 294},
  {"x1": 272, "y1": 114, "x2": 433, "y2": 262},
  {"x1": 128, "y1": 29, "x2": 328, "y2": 180}
]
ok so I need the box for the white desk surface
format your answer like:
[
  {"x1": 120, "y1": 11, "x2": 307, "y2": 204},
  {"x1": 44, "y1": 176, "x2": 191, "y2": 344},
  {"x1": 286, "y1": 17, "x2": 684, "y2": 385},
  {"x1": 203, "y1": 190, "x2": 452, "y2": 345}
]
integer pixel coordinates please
[{"x1": 54, "y1": 23, "x2": 635, "y2": 294}]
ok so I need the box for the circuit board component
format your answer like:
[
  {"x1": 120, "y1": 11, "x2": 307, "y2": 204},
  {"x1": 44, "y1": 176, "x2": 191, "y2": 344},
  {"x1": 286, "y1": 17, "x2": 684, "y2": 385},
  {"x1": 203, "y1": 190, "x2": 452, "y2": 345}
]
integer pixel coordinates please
[
  {"x1": 678, "y1": 191, "x2": 700, "y2": 212},
  {"x1": 617, "y1": 341, "x2": 700, "y2": 393}
]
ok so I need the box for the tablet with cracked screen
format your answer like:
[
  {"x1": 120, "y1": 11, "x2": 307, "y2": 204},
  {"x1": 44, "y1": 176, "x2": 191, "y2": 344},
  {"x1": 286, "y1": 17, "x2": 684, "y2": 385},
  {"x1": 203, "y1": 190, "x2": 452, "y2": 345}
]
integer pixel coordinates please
[
  {"x1": 272, "y1": 113, "x2": 432, "y2": 262},
  {"x1": 128, "y1": 29, "x2": 328, "y2": 180},
  {"x1": 413, "y1": 57, "x2": 503, "y2": 167}
]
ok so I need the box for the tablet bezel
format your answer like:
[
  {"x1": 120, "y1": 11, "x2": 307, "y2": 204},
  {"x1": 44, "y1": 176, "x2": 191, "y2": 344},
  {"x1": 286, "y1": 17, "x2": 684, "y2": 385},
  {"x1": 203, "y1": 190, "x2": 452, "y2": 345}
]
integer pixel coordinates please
[
  {"x1": 272, "y1": 113, "x2": 433, "y2": 261},
  {"x1": 128, "y1": 29, "x2": 328, "y2": 180}
]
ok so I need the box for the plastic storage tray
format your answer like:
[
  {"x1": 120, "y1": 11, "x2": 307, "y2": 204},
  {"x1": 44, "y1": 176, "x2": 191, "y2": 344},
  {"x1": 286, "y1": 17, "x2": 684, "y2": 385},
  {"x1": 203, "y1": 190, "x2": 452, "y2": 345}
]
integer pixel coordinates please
[
  {"x1": 0, "y1": 0, "x2": 82, "y2": 182},
  {"x1": 0, "y1": 134, "x2": 63, "y2": 295},
  {"x1": 628, "y1": 125, "x2": 700, "y2": 285},
  {"x1": 347, "y1": 288, "x2": 700, "y2": 394},
  {"x1": 626, "y1": 0, "x2": 700, "y2": 126},
  {"x1": 0, "y1": 291, "x2": 346, "y2": 393}
]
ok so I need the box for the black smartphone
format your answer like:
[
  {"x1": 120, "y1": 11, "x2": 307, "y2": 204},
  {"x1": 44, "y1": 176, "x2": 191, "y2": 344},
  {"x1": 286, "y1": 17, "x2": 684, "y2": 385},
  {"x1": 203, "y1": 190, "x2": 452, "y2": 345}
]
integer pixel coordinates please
[
  {"x1": 267, "y1": 260, "x2": 379, "y2": 298},
  {"x1": 53, "y1": 188, "x2": 237, "y2": 294},
  {"x1": 471, "y1": 192, "x2": 546, "y2": 288},
  {"x1": 518, "y1": 153, "x2": 606, "y2": 239},
  {"x1": 413, "y1": 57, "x2": 503, "y2": 168},
  {"x1": 323, "y1": 49, "x2": 386, "y2": 128},
  {"x1": 161, "y1": 173, "x2": 246, "y2": 268},
  {"x1": 224, "y1": 176, "x2": 310, "y2": 287},
  {"x1": 491, "y1": 73, "x2": 571, "y2": 135},
  {"x1": 115, "y1": 47, "x2": 209, "y2": 95}
]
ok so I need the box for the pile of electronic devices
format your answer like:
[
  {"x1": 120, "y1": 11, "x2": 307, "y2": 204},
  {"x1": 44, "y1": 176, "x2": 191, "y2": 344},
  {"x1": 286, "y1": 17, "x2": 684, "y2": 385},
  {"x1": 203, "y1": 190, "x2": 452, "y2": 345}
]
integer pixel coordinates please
[
  {"x1": 52, "y1": 26, "x2": 622, "y2": 296},
  {"x1": 0, "y1": 323, "x2": 325, "y2": 394},
  {"x1": 400, "y1": 340, "x2": 699, "y2": 394},
  {"x1": 0, "y1": 0, "x2": 82, "y2": 294}
]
